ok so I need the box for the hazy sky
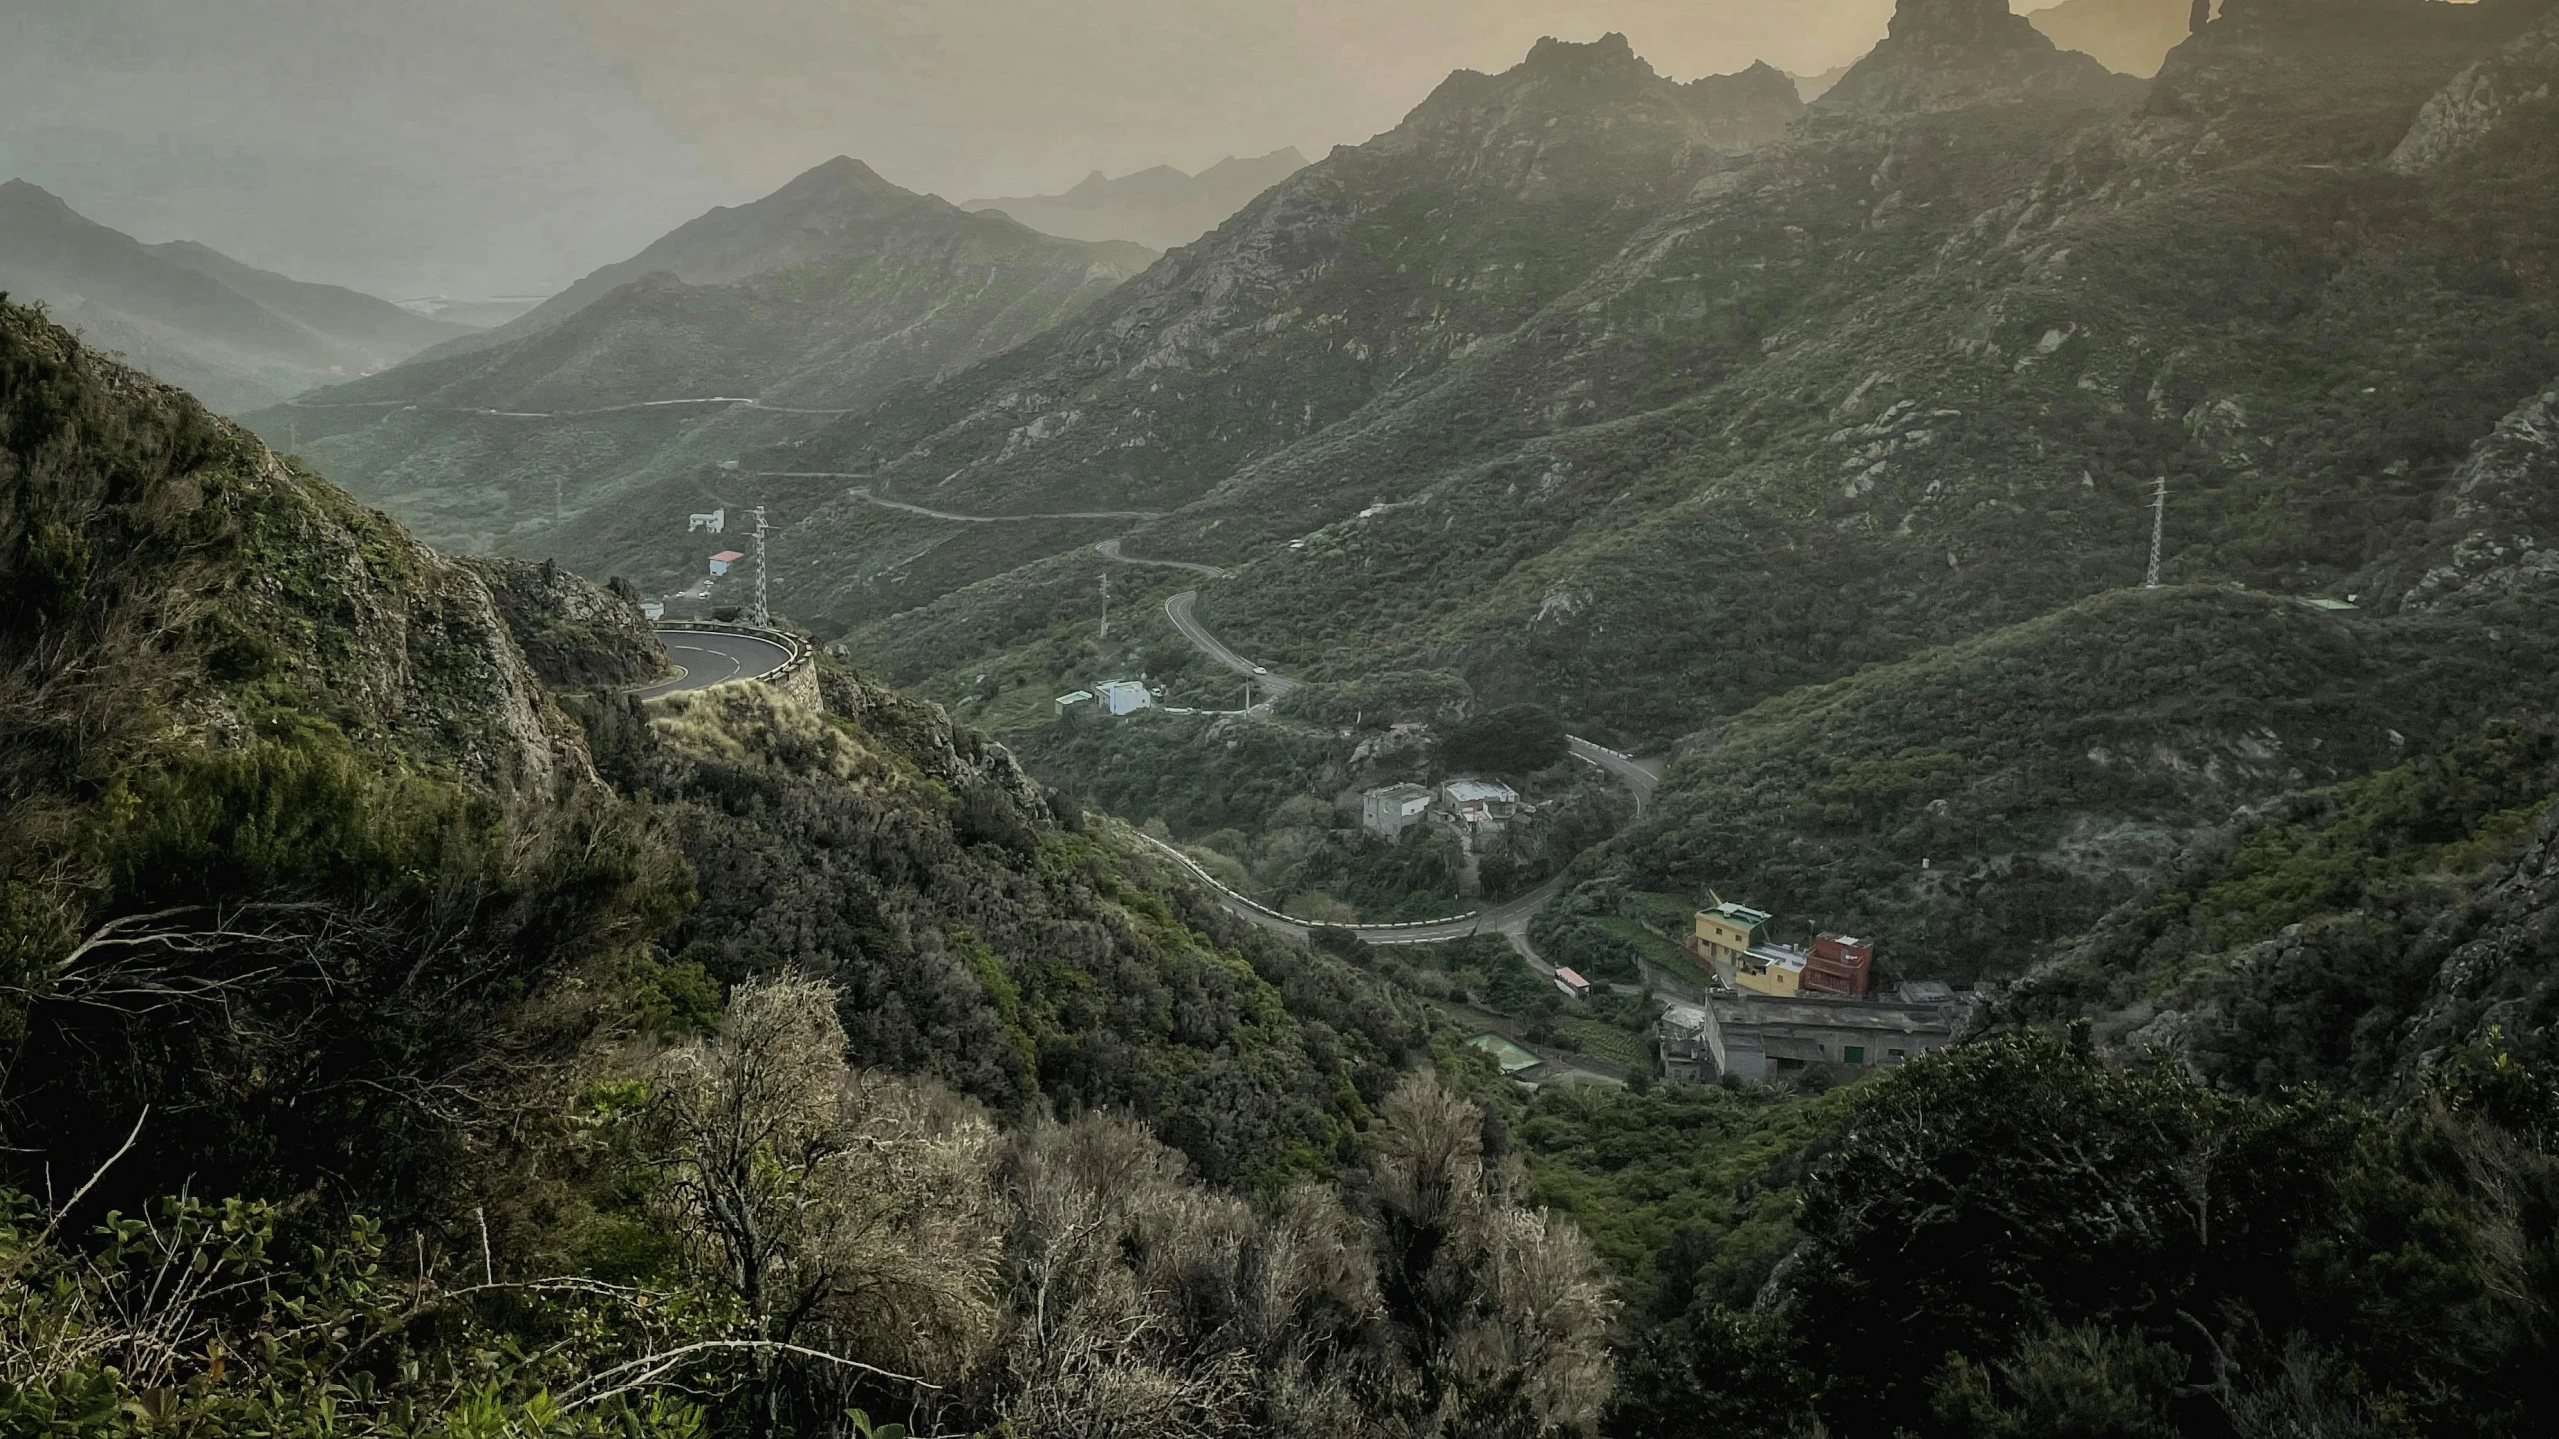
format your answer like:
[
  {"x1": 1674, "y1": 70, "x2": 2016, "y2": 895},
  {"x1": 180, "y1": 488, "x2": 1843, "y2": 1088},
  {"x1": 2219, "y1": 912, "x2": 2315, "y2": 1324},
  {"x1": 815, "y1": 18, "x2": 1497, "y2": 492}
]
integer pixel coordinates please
[{"x1": 3, "y1": 0, "x2": 1896, "y2": 299}]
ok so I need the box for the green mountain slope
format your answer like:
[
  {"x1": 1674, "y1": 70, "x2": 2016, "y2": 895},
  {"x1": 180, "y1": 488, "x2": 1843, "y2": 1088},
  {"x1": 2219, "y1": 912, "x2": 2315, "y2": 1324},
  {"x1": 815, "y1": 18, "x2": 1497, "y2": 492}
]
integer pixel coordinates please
[
  {"x1": 242, "y1": 157, "x2": 1154, "y2": 559},
  {"x1": 0, "y1": 180, "x2": 471, "y2": 414},
  {"x1": 1, "y1": 295, "x2": 1424, "y2": 1206},
  {"x1": 674, "y1": 37, "x2": 1809, "y2": 630},
  {"x1": 809, "y1": 0, "x2": 2549, "y2": 748}
]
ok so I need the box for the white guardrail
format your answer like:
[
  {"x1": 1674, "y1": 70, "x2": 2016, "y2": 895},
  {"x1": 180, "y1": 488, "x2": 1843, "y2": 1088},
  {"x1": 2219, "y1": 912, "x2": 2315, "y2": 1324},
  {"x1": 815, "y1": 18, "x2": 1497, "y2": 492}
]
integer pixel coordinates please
[{"x1": 1131, "y1": 830, "x2": 1480, "y2": 935}]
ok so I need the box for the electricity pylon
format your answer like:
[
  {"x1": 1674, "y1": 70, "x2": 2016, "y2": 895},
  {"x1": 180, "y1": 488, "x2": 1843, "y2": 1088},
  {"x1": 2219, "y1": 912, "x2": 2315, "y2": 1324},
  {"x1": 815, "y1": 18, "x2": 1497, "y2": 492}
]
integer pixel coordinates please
[
  {"x1": 751, "y1": 505, "x2": 770, "y2": 628},
  {"x1": 2145, "y1": 477, "x2": 2167, "y2": 589}
]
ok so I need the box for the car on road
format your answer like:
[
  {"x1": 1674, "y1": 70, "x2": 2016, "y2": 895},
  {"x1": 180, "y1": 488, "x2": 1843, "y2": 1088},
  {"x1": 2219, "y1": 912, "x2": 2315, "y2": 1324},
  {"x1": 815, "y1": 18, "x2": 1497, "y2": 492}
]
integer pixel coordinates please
[{"x1": 1252, "y1": 665, "x2": 1268, "y2": 675}]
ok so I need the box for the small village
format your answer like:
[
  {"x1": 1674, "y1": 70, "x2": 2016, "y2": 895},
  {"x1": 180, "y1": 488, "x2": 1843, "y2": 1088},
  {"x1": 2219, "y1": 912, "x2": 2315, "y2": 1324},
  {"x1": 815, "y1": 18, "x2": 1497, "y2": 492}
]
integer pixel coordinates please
[
  {"x1": 1466, "y1": 894, "x2": 1976, "y2": 1091},
  {"x1": 1650, "y1": 898, "x2": 1973, "y2": 1083}
]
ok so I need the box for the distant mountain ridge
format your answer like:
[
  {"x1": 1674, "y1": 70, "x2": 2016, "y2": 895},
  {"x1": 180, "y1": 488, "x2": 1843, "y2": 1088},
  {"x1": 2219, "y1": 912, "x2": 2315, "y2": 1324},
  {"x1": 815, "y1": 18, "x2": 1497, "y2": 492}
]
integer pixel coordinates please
[
  {"x1": 1815, "y1": 0, "x2": 2141, "y2": 114},
  {"x1": 962, "y1": 148, "x2": 1310, "y2": 250},
  {"x1": 0, "y1": 180, "x2": 472, "y2": 414},
  {"x1": 249, "y1": 157, "x2": 1155, "y2": 557}
]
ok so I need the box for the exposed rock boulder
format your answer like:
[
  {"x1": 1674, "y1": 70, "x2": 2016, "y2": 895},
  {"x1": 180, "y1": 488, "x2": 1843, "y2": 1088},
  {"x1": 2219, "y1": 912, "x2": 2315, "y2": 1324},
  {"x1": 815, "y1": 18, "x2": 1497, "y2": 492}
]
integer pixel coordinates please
[
  {"x1": 2403, "y1": 800, "x2": 2559, "y2": 1064},
  {"x1": 2390, "y1": 1, "x2": 2559, "y2": 173},
  {"x1": 1816, "y1": 0, "x2": 2138, "y2": 116}
]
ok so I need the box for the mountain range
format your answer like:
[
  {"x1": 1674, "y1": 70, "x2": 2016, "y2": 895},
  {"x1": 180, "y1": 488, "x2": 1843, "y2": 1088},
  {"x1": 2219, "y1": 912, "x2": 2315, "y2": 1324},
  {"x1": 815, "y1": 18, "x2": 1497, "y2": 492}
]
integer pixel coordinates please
[
  {"x1": 251, "y1": 0, "x2": 2559, "y2": 987},
  {"x1": 245, "y1": 158, "x2": 1154, "y2": 556},
  {"x1": 0, "y1": 179, "x2": 473, "y2": 414},
  {"x1": 769, "y1": 0, "x2": 2552, "y2": 974},
  {"x1": 13, "y1": 2, "x2": 2559, "y2": 1430},
  {"x1": 961, "y1": 148, "x2": 1312, "y2": 250}
]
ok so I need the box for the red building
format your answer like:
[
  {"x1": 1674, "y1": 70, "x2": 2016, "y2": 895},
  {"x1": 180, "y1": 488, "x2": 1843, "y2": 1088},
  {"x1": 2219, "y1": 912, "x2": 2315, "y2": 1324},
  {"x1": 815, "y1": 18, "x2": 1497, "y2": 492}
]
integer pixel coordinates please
[{"x1": 1800, "y1": 934, "x2": 1874, "y2": 997}]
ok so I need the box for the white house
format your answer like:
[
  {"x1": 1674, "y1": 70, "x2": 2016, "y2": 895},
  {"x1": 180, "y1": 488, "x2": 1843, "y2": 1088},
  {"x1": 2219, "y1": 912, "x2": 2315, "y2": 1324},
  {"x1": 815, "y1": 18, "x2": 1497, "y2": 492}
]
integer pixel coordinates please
[
  {"x1": 708, "y1": 549, "x2": 744, "y2": 576},
  {"x1": 1097, "y1": 680, "x2": 1154, "y2": 716},
  {"x1": 1440, "y1": 778, "x2": 1520, "y2": 826}
]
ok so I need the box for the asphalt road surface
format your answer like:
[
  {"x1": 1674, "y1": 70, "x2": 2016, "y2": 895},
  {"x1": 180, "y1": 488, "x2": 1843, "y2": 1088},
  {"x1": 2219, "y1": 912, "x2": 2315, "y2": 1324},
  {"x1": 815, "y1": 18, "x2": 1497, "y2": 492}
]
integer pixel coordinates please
[
  {"x1": 1164, "y1": 591, "x2": 1297, "y2": 696},
  {"x1": 633, "y1": 629, "x2": 797, "y2": 699},
  {"x1": 1567, "y1": 736, "x2": 1663, "y2": 809},
  {"x1": 1097, "y1": 538, "x2": 1227, "y2": 577}
]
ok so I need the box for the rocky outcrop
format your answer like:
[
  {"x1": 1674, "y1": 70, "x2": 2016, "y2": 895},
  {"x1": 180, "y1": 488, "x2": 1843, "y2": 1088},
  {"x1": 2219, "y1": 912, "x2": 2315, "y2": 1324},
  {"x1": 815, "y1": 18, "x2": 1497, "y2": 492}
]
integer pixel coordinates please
[
  {"x1": 0, "y1": 299, "x2": 588, "y2": 798},
  {"x1": 2403, "y1": 801, "x2": 2559, "y2": 1065},
  {"x1": 2395, "y1": 382, "x2": 2559, "y2": 613},
  {"x1": 1816, "y1": 0, "x2": 2137, "y2": 115},
  {"x1": 2389, "y1": 2, "x2": 2559, "y2": 173},
  {"x1": 817, "y1": 661, "x2": 1054, "y2": 820},
  {"x1": 2145, "y1": 0, "x2": 2540, "y2": 164},
  {"x1": 463, "y1": 556, "x2": 669, "y2": 690}
]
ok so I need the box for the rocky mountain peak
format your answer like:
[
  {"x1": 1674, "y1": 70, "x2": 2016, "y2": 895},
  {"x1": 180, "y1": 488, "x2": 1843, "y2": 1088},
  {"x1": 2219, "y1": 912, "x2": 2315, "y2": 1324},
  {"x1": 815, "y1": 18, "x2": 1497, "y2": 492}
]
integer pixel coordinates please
[
  {"x1": 775, "y1": 154, "x2": 906, "y2": 201},
  {"x1": 1817, "y1": 0, "x2": 2131, "y2": 114},
  {"x1": 1520, "y1": 31, "x2": 1650, "y2": 79}
]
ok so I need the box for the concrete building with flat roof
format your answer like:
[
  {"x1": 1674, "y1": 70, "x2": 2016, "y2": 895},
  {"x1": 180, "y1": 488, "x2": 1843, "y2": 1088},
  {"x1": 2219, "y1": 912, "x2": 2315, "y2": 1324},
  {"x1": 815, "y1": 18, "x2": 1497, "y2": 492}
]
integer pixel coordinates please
[
  {"x1": 1440, "y1": 778, "x2": 1519, "y2": 824},
  {"x1": 1659, "y1": 989, "x2": 1963, "y2": 1083},
  {"x1": 1802, "y1": 934, "x2": 1876, "y2": 997},
  {"x1": 1362, "y1": 782, "x2": 1434, "y2": 839},
  {"x1": 1096, "y1": 679, "x2": 1154, "y2": 715}
]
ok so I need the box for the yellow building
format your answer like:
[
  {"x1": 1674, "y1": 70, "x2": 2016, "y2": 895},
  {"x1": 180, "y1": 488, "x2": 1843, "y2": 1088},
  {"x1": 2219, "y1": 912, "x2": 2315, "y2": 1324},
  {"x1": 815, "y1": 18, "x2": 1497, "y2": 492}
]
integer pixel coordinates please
[
  {"x1": 1733, "y1": 943, "x2": 1808, "y2": 998},
  {"x1": 1690, "y1": 900, "x2": 1773, "y2": 970}
]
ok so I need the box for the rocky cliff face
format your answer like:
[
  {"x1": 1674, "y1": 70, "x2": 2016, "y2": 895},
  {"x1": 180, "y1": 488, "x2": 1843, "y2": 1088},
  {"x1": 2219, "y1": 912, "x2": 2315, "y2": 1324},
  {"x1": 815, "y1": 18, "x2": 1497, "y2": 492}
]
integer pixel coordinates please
[
  {"x1": 2392, "y1": 381, "x2": 2559, "y2": 614},
  {"x1": 2390, "y1": 1, "x2": 2559, "y2": 173},
  {"x1": 1816, "y1": 0, "x2": 2137, "y2": 115},
  {"x1": 463, "y1": 557, "x2": 669, "y2": 690},
  {"x1": 2403, "y1": 799, "x2": 2559, "y2": 1064}
]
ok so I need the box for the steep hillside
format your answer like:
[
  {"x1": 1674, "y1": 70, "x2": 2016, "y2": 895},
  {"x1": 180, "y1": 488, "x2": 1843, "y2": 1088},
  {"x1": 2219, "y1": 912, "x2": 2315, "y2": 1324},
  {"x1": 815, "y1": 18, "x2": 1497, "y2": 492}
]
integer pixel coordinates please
[
  {"x1": 962, "y1": 148, "x2": 1310, "y2": 249},
  {"x1": 856, "y1": 0, "x2": 2543, "y2": 731},
  {"x1": 245, "y1": 156, "x2": 1152, "y2": 559},
  {"x1": 701, "y1": 37, "x2": 1808, "y2": 630},
  {"x1": 2008, "y1": 715, "x2": 2559, "y2": 1089},
  {"x1": 4, "y1": 304, "x2": 1643, "y2": 1438},
  {"x1": 2, "y1": 294, "x2": 1427, "y2": 1209},
  {"x1": 0, "y1": 180, "x2": 471, "y2": 413},
  {"x1": 1565, "y1": 579, "x2": 2559, "y2": 980}
]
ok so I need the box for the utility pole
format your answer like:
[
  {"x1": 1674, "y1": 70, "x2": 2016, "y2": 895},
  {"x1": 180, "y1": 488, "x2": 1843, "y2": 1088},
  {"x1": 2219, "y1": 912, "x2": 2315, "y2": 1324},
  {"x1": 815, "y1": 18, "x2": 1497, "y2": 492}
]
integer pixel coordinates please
[
  {"x1": 751, "y1": 505, "x2": 770, "y2": 628},
  {"x1": 1099, "y1": 570, "x2": 1110, "y2": 641},
  {"x1": 2145, "y1": 477, "x2": 2167, "y2": 589}
]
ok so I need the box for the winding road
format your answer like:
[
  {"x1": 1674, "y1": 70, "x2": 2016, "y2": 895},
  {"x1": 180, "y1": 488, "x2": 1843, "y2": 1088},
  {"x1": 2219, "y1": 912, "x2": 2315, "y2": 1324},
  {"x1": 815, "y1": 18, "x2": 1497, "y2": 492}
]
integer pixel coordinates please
[
  {"x1": 289, "y1": 396, "x2": 864, "y2": 420},
  {"x1": 1146, "y1": 591, "x2": 1671, "y2": 956},
  {"x1": 632, "y1": 629, "x2": 798, "y2": 699},
  {"x1": 1165, "y1": 591, "x2": 1295, "y2": 697}
]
